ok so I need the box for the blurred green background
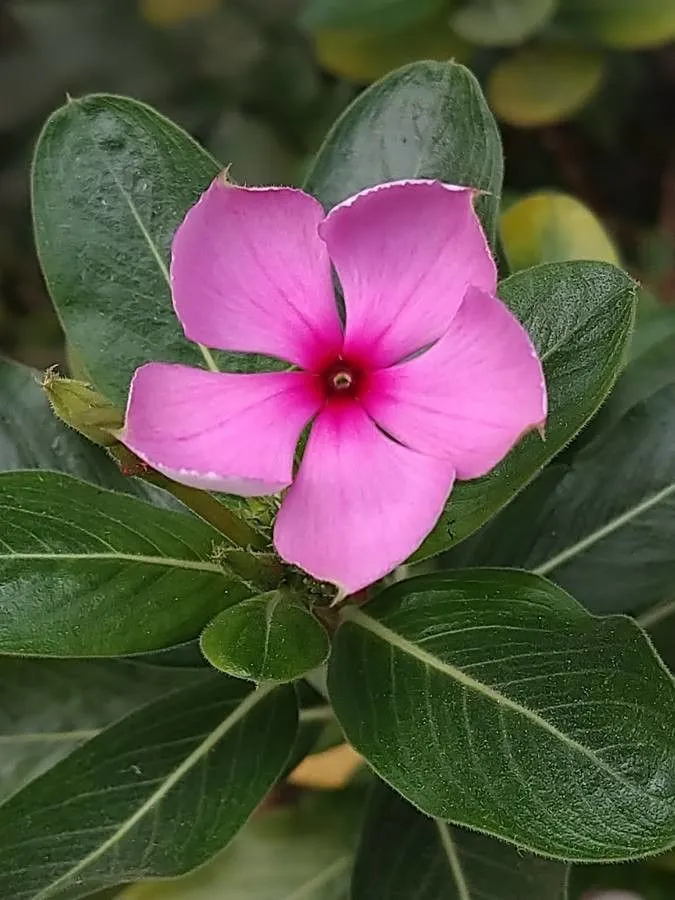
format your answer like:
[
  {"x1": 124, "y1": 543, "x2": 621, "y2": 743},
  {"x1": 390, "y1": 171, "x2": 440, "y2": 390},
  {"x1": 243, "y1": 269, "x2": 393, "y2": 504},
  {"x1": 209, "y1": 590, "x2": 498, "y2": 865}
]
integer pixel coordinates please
[
  {"x1": 2, "y1": 3, "x2": 675, "y2": 898},
  {"x1": 2, "y1": 0, "x2": 675, "y2": 372}
]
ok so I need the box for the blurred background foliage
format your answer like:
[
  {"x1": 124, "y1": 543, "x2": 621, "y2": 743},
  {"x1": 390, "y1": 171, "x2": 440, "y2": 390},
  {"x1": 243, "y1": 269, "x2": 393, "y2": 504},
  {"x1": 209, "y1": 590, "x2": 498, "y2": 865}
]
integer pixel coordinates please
[
  {"x1": 2, "y1": 0, "x2": 675, "y2": 372},
  {"x1": 1, "y1": 3, "x2": 674, "y2": 898},
  {"x1": 1, "y1": 0, "x2": 675, "y2": 371}
]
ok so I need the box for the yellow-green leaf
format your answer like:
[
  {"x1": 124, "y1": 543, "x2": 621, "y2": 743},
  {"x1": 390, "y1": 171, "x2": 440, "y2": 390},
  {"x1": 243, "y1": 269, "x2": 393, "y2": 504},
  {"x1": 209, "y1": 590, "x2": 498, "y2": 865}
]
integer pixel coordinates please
[
  {"x1": 139, "y1": 0, "x2": 219, "y2": 26},
  {"x1": 451, "y1": 0, "x2": 556, "y2": 46},
  {"x1": 489, "y1": 45, "x2": 605, "y2": 127},
  {"x1": 558, "y1": 0, "x2": 675, "y2": 48},
  {"x1": 313, "y1": 17, "x2": 471, "y2": 83},
  {"x1": 500, "y1": 191, "x2": 620, "y2": 272}
]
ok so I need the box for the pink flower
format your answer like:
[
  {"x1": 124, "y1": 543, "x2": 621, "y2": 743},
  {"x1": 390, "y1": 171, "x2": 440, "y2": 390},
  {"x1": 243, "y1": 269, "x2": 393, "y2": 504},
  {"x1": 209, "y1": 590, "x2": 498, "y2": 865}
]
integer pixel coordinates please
[{"x1": 121, "y1": 178, "x2": 546, "y2": 594}]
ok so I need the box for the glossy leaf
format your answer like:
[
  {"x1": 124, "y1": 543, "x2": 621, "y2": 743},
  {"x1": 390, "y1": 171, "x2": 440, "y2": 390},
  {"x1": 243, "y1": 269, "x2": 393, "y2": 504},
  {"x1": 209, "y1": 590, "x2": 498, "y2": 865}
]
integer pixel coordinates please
[
  {"x1": 489, "y1": 46, "x2": 605, "y2": 127},
  {"x1": 0, "y1": 658, "x2": 201, "y2": 801},
  {"x1": 353, "y1": 784, "x2": 570, "y2": 900},
  {"x1": 500, "y1": 191, "x2": 619, "y2": 273},
  {"x1": 200, "y1": 591, "x2": 330, "y2": 683},
  {"x1": 0, "y1": 356, "x2": 171, "y2": 507},
  {"x1": 301, "y1": 0, "x2": 446, "y2": 31},
  {"x1": 305, "y1": 61, "x2": 503, "y2": 246},
  {"x1": 451, "y1": 0, "x2": 556, "y2": 46},
  {"x1": 313, "y1": 18, "x2": 471, "y2": 84},
  {"x1": 32, "y1": 95, "x2": 282, "y2": 408},
  {"x1": 416, "y1": 260, "x2": 636, "y2": 561},
  {"x1": 0, "y1": 677, "x2": 297, "y2": 900},
  {"x1": 0, "y1": 471, "x2": 250, "y2": 656},
  {"x1": 558, "y1": 0, "x2": 675, "y2": 48},
  {"x1": 328, "y1": 570, "x2": 675, "y2": 861},
  {"x1": 117, "y1": 789, "x2": 363, "y2": 900},
  {"x1": 32, "y1": 94, "x2": 220, "y2": 405},
  {"x1": 443, "y1": 333, "x2": 675, "y2": 615}
]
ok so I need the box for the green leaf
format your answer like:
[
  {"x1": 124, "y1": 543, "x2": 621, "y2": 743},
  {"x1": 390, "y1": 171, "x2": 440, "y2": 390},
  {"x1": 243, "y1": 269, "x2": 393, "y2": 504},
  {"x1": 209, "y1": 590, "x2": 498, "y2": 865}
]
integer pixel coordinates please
[
  {"x1": 352, "y1": 784, "x2": 570, "y2": 899},
  {"x1": 32, "y1": 93, "x2": 220, "y2": 405},
  {"x1": 0, "y1": 356, "x2": 172, "y2": 507},
  {"x1": 443, "y1": 333, "x2": 675, "y2": 616},
  {"x1": 301, "y1": 0, "x2": 446, "y2": 31},
  {"x1": 500, "y1": 191, "x2": 619, "y2": 273},
  {"x1": 558, "y1": 0, "x2": 675, "y2": 48},
  {"x1": 313, "y1": 17, "x2": 472, "y2": 84},
  {"x1": 489, "y1": 45, "x2": 605, "y2": 127},
  {"x1": 416, "y1": 260, "x2": 636, "y2": 561},
  {"x1": 117, "y1": 789, "x2": 363, "y2": 900},
  {"x1": 31, "y1": 95, "x2": 282, "y2": 408},
  {"x1": 451, "y1": 0, "x2": 556, "y2": 46},
  {"x1": 200, "y1": 591, "x2": 330, "y2": 683},
  {"x1": 631, "y1": 304, "x2": 675, "y2": 362},
  {"x1": 0, "y1": 677, "x2": 297, "y2": 900},
  {"x1": 0, "y1": 658, "x2": 201, "y2": 801},
  {"x1": 328, "y1": 570, "x2": 675, "y2": 861},
  {"x1": 305, "y1": 61, "x2": 503, "y2": 246},
  {"x1": 0, "y1": 471, "x2": 251, "y2": 656},
  {"x1": 642, "y1": 599, "x2": 675, "y2": 678}
]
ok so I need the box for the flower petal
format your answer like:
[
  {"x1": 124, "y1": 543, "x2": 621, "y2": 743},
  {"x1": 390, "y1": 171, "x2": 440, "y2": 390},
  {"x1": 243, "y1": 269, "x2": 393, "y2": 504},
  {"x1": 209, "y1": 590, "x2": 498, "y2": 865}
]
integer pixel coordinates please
[
  {"x1": 121, "y1": 363, "x2": 323, "y2": 495},
  {"x1": 319, "y1": 180, "x2": 497, "y2": 368},
  {"x1": 171, "y1": 180, "x2": 343, "y2": 369},
  {"x1": 274, "y1": 401, "x2": 455, "y2": 594},
  {"x1": 362, "y1": 286, "x2": 547, "y2": 480}
]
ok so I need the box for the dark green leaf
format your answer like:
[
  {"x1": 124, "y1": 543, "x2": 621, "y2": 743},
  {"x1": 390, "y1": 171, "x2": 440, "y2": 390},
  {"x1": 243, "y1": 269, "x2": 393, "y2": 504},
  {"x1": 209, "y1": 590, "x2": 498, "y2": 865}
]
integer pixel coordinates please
[
  {"x1": 630, "y1": 299, "x2": 675, "y2": 362},
  {"x1": 200, "y1": 591, "x2": 330, "y2": 683},
  {"x1": 451, "y1": 0, "x2": 556, "y2": 46},
  {"x1": 442, "y1": 333, "x2": 675, "y2": 615},
  {"x1": 32, "y1": 94, "x2": 218, "y2": 405},
  {"x1": 0, "y1": 357, "x2": 172, "y2": 508},
  {"x1": 284, "y1": 687, "x2": 337, "y2": 776},
  {"x1": 129, "y1": 641, "x2": 209, "y2": 670},
  {"x1": 117, "y1": 789, "x2": 364, "y2": 899},
  {"x1": 328, "y1": 570, "x2": 675, "y2": 861},
  {"x1": 0, "y1": 471, "x2": 250, "y2": 656},
  {"x1": 0, "y1": 658, "x2": 201, "y2": 801},
  {"x1": 0, "y1": 677, "x2": 298, "y2": 900},
  {"x1": 643, "y1": 600, "x2": 675, "y2": 677},
  {"x1": 31, "y1": 94, "x2": 281, "y2": 408},
  {"x1": 305, "y1": 61, "x2": 503, "y2": 245},
  {"x1": 416, "y1": 261, "x2": 636, "y2": 561},
  {"x1": 353, "y1": 784, "x2": 569, "y2": 900},
  {"x1": 301, "y1": 0, "x2": 446, "y2": 31}
]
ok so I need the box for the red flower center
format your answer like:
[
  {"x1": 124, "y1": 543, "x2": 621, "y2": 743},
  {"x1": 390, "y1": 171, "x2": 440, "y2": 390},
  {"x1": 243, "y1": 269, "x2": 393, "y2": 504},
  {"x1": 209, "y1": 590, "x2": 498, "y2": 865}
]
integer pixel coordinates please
[{"x1": 321, "y1": 358, "x2": 365, "y2": 399}]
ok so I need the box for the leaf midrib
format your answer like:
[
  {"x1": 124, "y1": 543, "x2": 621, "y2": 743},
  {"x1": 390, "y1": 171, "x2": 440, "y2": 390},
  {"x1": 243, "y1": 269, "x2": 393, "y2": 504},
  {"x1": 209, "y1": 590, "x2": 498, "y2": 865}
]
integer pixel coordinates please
[
  {"x1": 514, "y1": 280, "x2": 633, "y2": 366},
  {"x1": 0, "y1": 551, "x2": 222, "y2": 573},
  {"x1": 534, "y1": 481, "x2": 675, "y2": 576},
  {"x1": 34, "y1": 683, "x2": 276, "y2": 900},
  {"x1": 71, "y1": 97, "x2": 219, "y2": 374},
  {"x1": 0, "y1": 705, "x2": 331, "y2": 748},
  {"x1": 345, "y1": 607, "x2": 656, "y2": 800}
]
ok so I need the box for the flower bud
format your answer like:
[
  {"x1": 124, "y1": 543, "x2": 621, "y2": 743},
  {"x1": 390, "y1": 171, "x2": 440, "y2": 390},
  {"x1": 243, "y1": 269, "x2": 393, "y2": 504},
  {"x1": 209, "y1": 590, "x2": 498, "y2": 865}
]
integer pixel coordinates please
[{"x1": 42, "y1": 368, "x2": 123, "y2": 447}]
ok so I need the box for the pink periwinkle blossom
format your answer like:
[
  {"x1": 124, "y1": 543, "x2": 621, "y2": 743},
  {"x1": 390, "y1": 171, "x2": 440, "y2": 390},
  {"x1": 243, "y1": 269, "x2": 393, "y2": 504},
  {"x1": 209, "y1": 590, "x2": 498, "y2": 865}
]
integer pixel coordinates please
[{"x1": 121, "y1": 178, "x2": 547, "y2": 594}]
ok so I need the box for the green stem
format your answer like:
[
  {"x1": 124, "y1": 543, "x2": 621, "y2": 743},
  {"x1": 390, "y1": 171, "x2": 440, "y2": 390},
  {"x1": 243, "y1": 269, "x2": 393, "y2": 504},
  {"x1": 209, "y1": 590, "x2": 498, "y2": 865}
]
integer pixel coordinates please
[
  {"x1": 111, "y1": 445, "x2": 267, "y2": 550},
  {"x1": 148, "y1": 473, "x2": 266, "y2": 549}
]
